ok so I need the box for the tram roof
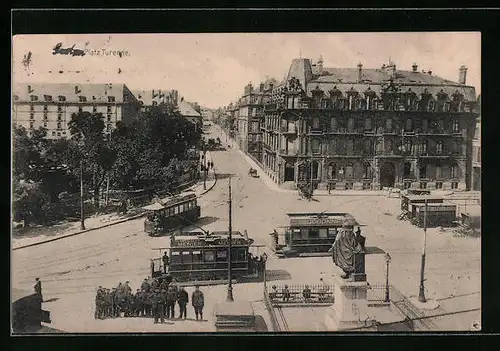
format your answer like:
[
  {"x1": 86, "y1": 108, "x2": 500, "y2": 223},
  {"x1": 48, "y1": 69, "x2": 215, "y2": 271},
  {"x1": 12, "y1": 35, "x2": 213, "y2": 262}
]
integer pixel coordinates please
[
  {"x1": 287, "y1": 212, "x2": 360, "y2": 227},
  {"x1": 287, "y1": 212, "x2": 353, "y2": 218},
  {"x1": 172, "y1": 231, "x2": 254, "y2": 247},
  {"x1": 403, "y1": 195, "x2": 445, "y2": 201}
]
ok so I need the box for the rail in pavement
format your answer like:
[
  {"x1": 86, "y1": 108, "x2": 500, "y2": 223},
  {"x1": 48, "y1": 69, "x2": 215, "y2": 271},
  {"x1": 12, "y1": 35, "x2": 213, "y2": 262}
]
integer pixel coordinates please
[{"x1": 12, "y1": 169, "x2": 218, "y2": 251}]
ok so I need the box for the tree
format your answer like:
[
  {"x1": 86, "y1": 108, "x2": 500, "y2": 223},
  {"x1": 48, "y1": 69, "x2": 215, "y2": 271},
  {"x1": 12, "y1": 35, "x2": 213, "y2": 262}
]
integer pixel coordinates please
[{"x1": 68, "y1": 112, "x2": 117, "y2": 208}]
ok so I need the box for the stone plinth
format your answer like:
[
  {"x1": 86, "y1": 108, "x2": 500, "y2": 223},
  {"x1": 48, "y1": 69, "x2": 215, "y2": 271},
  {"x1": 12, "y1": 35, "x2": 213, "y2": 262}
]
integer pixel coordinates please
[
  {"x1": 411, "y1": 182, "x2": 420, "y2": 189},
  {"x1": 353, "y1": 182, "x2": 363, "y2": 190},
  {"x1": 324, "y1": 275, "x2": 371, "y2": 331},
  {"x1": 442, "y1": 182, "x2": 452, "y2": 190},
  {"x1": 214, "y1": 300, "x2": 255, "y2": 332},
  {"x1": 427, "y1": 182, "x2": 436, "y2": 190}
]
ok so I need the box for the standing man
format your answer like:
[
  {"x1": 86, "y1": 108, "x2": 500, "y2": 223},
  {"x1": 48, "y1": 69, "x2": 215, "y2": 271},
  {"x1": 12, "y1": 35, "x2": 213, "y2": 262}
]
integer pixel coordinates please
[
  {"x1": 94, "y1": 286, "x2": 103, "y2": 320},
  {"x1": 191, "y1": 285, "x2": 205, "y2": 321},
  {"x1": 110, "y1": 288, "x2": 117, "y2": 318},
  {"x1": 177, "y1": 287, "x2": 189, "y2": 319},
  {"x1": 152, "y1": 289, "x2": 165, "y2": 324},
  {"x1": 141, "y1": 278, "x2": 151, "y2": 294},
  {"x1": 162, "y1": 252, "x2": 170, "y2": 274},
  {"x1": 34, "y1": 278, "x2": 42, "y2": 301},
  {"x1": 165, "y1": 286, "x2": 177, "y2": 319}
]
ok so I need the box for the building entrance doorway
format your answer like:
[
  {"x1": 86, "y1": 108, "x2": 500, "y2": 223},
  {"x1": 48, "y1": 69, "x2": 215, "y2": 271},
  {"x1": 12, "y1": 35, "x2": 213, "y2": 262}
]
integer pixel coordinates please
[
  {"x1": 380, "y1": 162, "x2": 396, "y2": 188},
  {"x1": 284, "y1": 162, "x2": 295, "y2": 181}
]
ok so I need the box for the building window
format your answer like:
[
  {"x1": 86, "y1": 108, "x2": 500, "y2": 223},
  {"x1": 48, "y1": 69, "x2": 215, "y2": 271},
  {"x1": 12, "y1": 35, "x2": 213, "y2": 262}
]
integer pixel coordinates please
[
  {"x1": 436, "y1": 165, "x2": 442, "y2": 179},
  {"x1": 405, "y1": 118, "x2": 413, "y2": 132},
  {"x1": 330, "y1": 117, "x2": 337, "y2": 131},
  {"x1": 451, "y1": 164, "x2": 459, "y2": 179},
  {"x1": 107, "y1": 124, "x2": 112, "y2": 132},
  {"x1": 93, "y1": 106, "x2": 97, "y2": 113},
  {"x1": 363, "y1": 162, "x2": 372, "y2": 179},
  {"x1": 418, "y1": 140, "x2": 428, "y2": 154},
  {"x1": 428, "y1": 99, "x2": 435, "y2": 112},
  {"x1": 58, "y1": 95, "x2": 66, "y2": 102},
  {"x1": 43, "y1": 112, "x2": 48, "y2": 119},
  {"x1": 78, "y1": 107, "x2": 83, "y2": 113},
  {"x1": 78, "y1": 96, "x2": 87, "y2": 102},
  {"x1": 43, "y1": 122, "x2": 48, "y2": 127},
  {"x1": 30, "y1": 95, "x2": 38, "y2": 102},
  {"x1": 436, "y1": 140, "x2": 444, "y2": 154},
  {"x1": 346, "y1": 162, "x2": 354, "y2": 179},
  {"x1": 52, "y1": 131, "x2": 56, "y2": 136},
  {"x1": 57, "y1": 113, "x2": 63, "y2": 121},
  {"x1": 385, "y1": 118, "x2": 393, "y2": 132},
  {"x1": 403, "y1": 139, "x2": 413, "y2": 153},
  {"x1": 30, "y1": 105, "x2": 35, "y2": 112},
  {"x1": 57, "y1": 105, "x2": 63, "y2": 112},
  {"x1": 43, "y1": 105, "x2": 48, "y2": 112},
  {"x1": 108, "y1": 96, "x2": 115, "y2": 103},
  {"x1": 29, "y1": 112, "x2": 34, "y2": 120},
  {"x1": 57, "y1": 122, "x2": 62, "y2": 129},
  {"x1": 347, "y1": 117, "x2": 355, "y2": 132},
  {"x1": 386, "y1": 139, "x2": 394, "y2": 153},
  {"x1": 346, "y1": 139, "x2": 354, "y2": 155},
  {"x1": 57, "y1": 132, "x2": 61, "y2": 137},
  {"x1": 312, "y1": 117, "x2": 320, "y2": 129},
  {"x1": 29, "y1": 122, "x2": 34, "y2": 129},
  {"x1": 44, "y1": 95, "x2": 53, "y2": 102},
  {"x1": 452, "y1": 119, "x2": 460, "y2": 133},
  {"x1": 422, "y1": 119, "x2": 428, "y2": 133},
  {"x1": 107, "y1": 115, "x2": 112, "y2": 122},
  {"x1": 311, "y1": 138, "x2": 321, "y2": 154},
  {"x1": 364, "y1": 139, "x2": 373, "y2": 154},
  {"x1": 364, "y1": 117, "x2": 372, "y2": 131},
  {"x1": 419, "y1": 163, "x2": 427, "y2": 179},
  {"x1": 13, "y1": 95, "x2": 19, "y2": 101},
  {"x1": 403, "y1": 162, "x2": 412, "y2": 178}
]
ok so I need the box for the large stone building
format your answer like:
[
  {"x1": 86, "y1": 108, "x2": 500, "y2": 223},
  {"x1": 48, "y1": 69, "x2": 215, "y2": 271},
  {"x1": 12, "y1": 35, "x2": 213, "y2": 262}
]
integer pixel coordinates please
[
  {"x1": 13, "y1": 83, "x2": 140, "y2": 139},
  {"x1": 235, "y1": 79, "x2": 276, "y2": 161},
  {"x1": 472, "y1": 95, "x2": 481, "y2": 191},
  {"x1": 132, "y1": 89, "x2": 179, "y2": 112},
  {"x1": 262, "y1": 58, "x2": 478, "y2": 191}
]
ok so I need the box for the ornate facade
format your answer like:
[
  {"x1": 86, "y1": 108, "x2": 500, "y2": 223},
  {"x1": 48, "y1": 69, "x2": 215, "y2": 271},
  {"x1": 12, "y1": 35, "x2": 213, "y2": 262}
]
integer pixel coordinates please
[{"x1": 262, "y1": 59, "x2": 478, "y2": 191}]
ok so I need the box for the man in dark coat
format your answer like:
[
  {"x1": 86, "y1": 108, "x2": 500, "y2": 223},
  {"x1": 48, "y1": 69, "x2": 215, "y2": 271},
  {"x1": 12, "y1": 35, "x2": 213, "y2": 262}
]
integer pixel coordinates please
[
  {"x1": 141, "y1": 278, "x2": 151, "y2": 293},
  {"x1": 191, "y1": 285, "x2": 205, "y2": 321},
  {"x1": 34, "y1": 278, "x2": 42, "y2": 301},
  {"x1": 177, "y1": 287, "x2": 189, "y2": 319},
  {"x1": 151, "y1": 289, "x2": 165, "y2": 323},
  {"x1": 110, "y1": 288, "x2": 117, "y2": 317},
  {"x1": 330, "y1": 217, "x2": 363, "y2": 279},
  {"x1": 165, "y1": 286, "x2": 177, "y2": 319},
  {"x1": 94, "y1": 287, "x2": 103, "y2": 319},
  {"x1": 162, "y1": 252, "x2": 170, "y2": 274},
  {"x1": 144, "y1": 289, "x2": 153, "y2": 317}
]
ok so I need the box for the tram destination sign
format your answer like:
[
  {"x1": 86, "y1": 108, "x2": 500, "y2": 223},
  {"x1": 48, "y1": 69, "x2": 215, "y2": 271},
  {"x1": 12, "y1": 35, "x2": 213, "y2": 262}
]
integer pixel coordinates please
[
  {"x1": 289, "y1": 216, "x2": 356, "y2": 227},
  {"x1": 174, "y1": 238, "x2": 252, "y2": 248}
]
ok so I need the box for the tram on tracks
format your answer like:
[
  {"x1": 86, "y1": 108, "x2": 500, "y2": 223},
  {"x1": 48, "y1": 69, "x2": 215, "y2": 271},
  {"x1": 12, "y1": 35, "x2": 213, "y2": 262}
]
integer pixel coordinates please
[
  {"x1": 270, "y1": 212, "x2": 362, "y2": 258},
  {"x1": 150, "y1": 231, "x2": 266, "y2": 283},
  {"x1": 143, "y1": 193, "x2": 201, "y2": 237}
]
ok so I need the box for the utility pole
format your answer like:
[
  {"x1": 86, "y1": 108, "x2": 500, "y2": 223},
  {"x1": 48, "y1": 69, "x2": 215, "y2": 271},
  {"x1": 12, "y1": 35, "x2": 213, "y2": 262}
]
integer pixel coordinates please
[
  {"x1": 203, "y1": 145, "x2": 207, "y2": 190},
  {"x1": 418, "y1": 199, "x2": 428, "y2": 302},
  {"x1": 227, "y1": 177, "x2": 234, "y2": 302},
  {"x1": 80, "y1": 159, "x2": 86, "y2": 230}
]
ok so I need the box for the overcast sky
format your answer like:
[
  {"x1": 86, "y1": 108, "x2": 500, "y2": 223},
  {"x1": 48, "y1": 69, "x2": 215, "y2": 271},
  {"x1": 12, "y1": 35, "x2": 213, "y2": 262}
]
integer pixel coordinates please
[{"x1": 13, "y1": 32, "x2": 480, "y2": 109}]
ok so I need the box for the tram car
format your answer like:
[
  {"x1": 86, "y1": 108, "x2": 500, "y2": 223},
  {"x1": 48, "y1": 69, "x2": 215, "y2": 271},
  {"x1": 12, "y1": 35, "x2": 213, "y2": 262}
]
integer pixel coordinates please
[
  {"x1": 271, "y1": 212, "x2": 361, "y2": 258},
  {"x1": 143, "y1": 193, "x2": 201, "y2": 237},
  {"x1": 150, "y1": 231, "x2": 264, "y2": 282},
  {"x1": 410, "y1": 202, "x2": 457, "y2": 228},
  {"x1": 400, "y1": 194, "x2": 444, "y2": 212}
]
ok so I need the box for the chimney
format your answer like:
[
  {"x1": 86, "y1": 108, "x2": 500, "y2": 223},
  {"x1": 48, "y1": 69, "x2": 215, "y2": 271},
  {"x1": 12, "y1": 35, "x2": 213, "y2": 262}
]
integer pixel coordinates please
[
  {"x1": 428, "y1": 70, "x2": 432, "y2": 76},
  {"x1": 152, "y1": 89, "x2": 155, "y2": 98},
  {"x1": 412, "y1": 63, "x2": 418, "y2": 72},
  {"x1": 357, "y1": 62, "x2": 363, "y2": 82},
  {"x1": 459, "y1": 65, "x2": 468, "y2": 84}
]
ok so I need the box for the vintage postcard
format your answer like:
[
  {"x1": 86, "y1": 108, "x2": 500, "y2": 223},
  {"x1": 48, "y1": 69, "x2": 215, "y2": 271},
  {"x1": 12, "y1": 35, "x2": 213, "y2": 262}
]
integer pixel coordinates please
[{"x1": 11, "y1": 32, "x2": 481, "y2": 333}]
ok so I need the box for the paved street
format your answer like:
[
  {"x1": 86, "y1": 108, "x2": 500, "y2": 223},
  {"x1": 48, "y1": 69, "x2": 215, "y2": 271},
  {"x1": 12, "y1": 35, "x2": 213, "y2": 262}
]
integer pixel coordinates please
[{"x1": 11, "y1": 126, "x2": 480, "y2": 332}]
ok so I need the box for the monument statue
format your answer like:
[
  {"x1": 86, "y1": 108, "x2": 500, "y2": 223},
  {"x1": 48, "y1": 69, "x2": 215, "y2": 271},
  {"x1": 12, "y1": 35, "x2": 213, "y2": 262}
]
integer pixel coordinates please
[{"x1": 330, "y1": 218, "x2": 366, "y2": 279}]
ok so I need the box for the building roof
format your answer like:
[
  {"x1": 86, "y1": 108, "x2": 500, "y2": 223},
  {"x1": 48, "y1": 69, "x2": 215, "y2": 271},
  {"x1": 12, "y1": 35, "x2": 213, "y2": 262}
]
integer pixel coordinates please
[
  {"x1": 12, "y1": 288, "x2": 36, "y2": 302},
  {"x1": 178, "y1": 100, "x2": 201, "y2": 117},
  {"x1": 12, "y1": 83, "x2": 134, "y2": 103},
  {"x1": 131, "y1": 89, "x2": 172, "y2": 106}
]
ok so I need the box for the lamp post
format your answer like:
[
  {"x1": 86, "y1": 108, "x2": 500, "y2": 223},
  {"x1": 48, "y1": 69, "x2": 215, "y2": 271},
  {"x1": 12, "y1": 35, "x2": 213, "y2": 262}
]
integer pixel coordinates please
[
  {"x1": 261, "y1": 252, "x2": 268, "y2": 290},
  {"x1": 227, "y1": 177, "x2": 234, "y2": 302},
  {"x1": 80, "y1": 159, "x2": 86, "y2": 230},
  {"x1": 418, "y1": 199, "x2": 428, "y2": 303},
  {"x1": 384, "y1": 252, "x2": 391, "y2": 302},
  {"x1": 203, "y1": 146, "x2": 207, "y2": 190}
]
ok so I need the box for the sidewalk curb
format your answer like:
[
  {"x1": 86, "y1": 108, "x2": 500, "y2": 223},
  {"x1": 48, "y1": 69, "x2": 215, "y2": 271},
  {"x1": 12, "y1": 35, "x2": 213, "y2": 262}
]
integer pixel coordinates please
[{"x1": 13, "y1": 173, "x2": 219, "y2": 251}]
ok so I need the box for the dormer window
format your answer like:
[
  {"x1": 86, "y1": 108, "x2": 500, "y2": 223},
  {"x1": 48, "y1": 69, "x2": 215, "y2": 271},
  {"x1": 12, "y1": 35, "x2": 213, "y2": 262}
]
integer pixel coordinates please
[
  {"x1": 79, "y1": 96, "x2": 87, "y2": 103},
  {"x1": 44, "y1": 95, "x2": 53, "y2": 102},
  {"x1": 452, "y1": 119, "x2": 460, "y2": 133},
  {"x1": 405, "y1": 118, "x2": 413, "y2": 132},
  {"x1": 58, "y1": 95, "x2": 66, "y2": 102},
  {"x1": 108, "y1": 96, "x2": 115, "y2": 103},
  {"x1": 30, "y1": 95, "x2": 38, "y2": 102}
]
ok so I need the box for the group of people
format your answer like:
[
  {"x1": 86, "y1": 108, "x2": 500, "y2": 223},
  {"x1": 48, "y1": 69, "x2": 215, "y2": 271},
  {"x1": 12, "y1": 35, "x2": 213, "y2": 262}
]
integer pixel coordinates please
[{"x1": 94, "y1": 277, "x2": 205, "y2": 323}]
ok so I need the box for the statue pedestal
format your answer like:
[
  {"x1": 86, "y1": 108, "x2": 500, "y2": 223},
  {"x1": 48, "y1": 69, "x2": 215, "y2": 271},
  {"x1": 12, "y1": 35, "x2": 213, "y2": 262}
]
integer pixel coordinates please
[{"x1": 324, "y1": 274, "x2": 371, "y2": 331}]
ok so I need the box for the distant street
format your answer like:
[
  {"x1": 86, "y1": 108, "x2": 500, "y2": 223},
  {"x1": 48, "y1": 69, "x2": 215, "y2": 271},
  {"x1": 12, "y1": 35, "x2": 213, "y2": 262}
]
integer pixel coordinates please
[{"x1": 11, "y1": 126, "x2": 480, "y2": 332}]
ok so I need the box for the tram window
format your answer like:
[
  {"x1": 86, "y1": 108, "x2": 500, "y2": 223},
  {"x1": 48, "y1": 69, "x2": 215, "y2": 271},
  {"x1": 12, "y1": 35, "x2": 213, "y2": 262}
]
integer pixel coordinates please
[
  {"x1": 319, "y1": 228, "x2": 328, "y2": 238},
  {"x1": 328, "y1": 228, "x2": 337, "y2": 237},
  {"x1": 204, "y1": 251, "x2": 215, "y2": 262},
  {"x1": 216, "y1": 250, "x2": 228, "y2": 261},
  {"x1": 300, "y1": 228, "x2": 309, "y2": 239},
  {"x1": 171, "y1": 251, "x2": 182, "y2": 264},
  {"x1": 182, "y1": 203, "x2": 188, "y2": 212},
  {"x1": 292, "y1": 229, "x2": 301, "y2": 240},
  {"x1": 174, "y1": 206, "x2": 180, "y2": 214},
  {"x1": 182, "y1": 251, "x2": 192, "y2": 263},
  {"x1": 192, "y1": 251, "x2": 202, "y2": 263},
  {"x1": 238, "y1": 249, "x2": 247, "y2": 261},
  {"x1": 309, "y1": 229, "x2": 319, "y2": 239}
]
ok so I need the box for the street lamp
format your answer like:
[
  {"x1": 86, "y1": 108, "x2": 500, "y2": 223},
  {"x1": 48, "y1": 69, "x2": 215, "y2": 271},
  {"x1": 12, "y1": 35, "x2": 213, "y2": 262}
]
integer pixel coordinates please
[
  {"x1": 384, "y1": 252, "x2": 391, "y2": 302},
  {"x1": 261, "y1": 252, "x2": 268, "y2": 290},
  {"x1": 418, "y1": 199, "x2": 428, "y2": 303}
]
